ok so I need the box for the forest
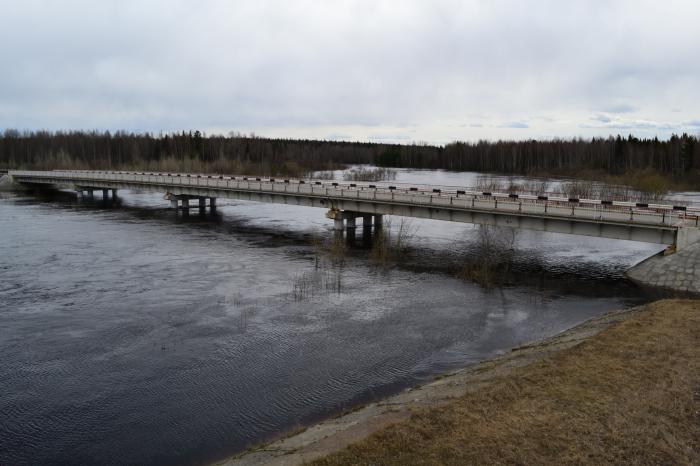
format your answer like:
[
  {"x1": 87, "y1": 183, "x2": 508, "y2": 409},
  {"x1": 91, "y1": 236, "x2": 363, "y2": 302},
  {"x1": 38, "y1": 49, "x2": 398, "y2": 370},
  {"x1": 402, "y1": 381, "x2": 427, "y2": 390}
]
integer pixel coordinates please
[{"x1": 1, "y1": 130, "x2": 698, "y2": 185}]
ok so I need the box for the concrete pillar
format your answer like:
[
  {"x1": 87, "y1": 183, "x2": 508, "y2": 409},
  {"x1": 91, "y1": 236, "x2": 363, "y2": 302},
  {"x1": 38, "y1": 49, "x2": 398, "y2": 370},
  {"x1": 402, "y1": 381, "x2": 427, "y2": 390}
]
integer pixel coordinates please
[
  {"x1": 171, "y1": 199, "x2": 178, "y2": 210},
  {"x1": 333, "y1": 218, "x2": 345, "y2": 231},
  {"x1": 87, "y1": 189, "x2": 94, "y2": 198},
  {"x1": 199, "y1": 198, "x2": 206, "y2": 209},
  {"x1": 374, "y1": 214, "x2": 384, "y2": 228},
  {"x1": 111, "y1": 189, "x2": 117, "y2": 198},
  {"x1": 346, "y1": 226, "x2": 356, "y2": 244},
  {"x1": 210, "y1": 197, "x2": 217, "y2": 209},
  {"x1": 362, "y1": 215, "x2": 373, "y2": 228},
  {"x1": 182, "y1": 198, "x2": 189, "y2": 209},
  {"x1": 346, "y1": 217, "x2": 356, "y2": 229},
  {"x1": 102, "y1": 189, "x2": 108, "y2": 200}
]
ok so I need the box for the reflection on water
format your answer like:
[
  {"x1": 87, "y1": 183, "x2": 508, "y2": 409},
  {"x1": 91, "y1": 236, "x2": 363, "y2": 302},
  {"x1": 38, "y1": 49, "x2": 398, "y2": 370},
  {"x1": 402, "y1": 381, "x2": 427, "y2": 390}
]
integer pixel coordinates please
[{"x1": 0, "y1": 168, "x2": 685, "y2": 466}]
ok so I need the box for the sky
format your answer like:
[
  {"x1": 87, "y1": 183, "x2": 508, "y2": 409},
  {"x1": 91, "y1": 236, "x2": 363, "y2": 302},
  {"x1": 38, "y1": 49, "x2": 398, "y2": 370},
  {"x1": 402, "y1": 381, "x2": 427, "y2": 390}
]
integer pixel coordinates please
[{"x1": 1, "y1": 0, "x2": 699, "y2": 144}]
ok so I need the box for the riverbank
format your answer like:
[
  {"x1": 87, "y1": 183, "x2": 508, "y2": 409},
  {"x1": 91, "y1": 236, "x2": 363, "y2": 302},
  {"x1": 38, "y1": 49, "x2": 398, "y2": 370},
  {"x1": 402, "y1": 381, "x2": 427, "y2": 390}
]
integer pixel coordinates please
[{"x1": 220, "y1": 299, "x2": 700, "y2": 465}]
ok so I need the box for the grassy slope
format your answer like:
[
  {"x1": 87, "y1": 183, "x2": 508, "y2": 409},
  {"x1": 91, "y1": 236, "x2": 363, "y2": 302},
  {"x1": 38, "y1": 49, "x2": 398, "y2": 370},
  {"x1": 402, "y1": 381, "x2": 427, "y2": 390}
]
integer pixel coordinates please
[{"x1": 311, "y1": 300, "x2": 700, "y2": 465}]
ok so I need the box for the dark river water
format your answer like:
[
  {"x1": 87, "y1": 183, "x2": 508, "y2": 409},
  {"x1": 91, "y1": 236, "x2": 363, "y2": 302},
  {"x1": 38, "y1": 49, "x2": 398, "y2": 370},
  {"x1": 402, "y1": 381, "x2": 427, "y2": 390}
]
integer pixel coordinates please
[{"x1": 0, "y1": 168, "x2": 687, "y2": 465}]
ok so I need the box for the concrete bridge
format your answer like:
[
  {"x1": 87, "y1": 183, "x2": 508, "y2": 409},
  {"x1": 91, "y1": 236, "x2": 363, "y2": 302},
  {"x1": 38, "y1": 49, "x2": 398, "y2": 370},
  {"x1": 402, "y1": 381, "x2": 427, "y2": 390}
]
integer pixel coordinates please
[{"x1": 8, "y1": 169, "x2": 700, "y2": 292}]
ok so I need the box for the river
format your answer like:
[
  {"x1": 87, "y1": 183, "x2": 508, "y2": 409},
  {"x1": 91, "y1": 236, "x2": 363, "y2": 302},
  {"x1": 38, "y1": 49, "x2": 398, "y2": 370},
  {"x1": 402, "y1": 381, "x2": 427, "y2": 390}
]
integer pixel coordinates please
[{"x1": 0, "y1": 168, "x2": 692, "y2": 465}]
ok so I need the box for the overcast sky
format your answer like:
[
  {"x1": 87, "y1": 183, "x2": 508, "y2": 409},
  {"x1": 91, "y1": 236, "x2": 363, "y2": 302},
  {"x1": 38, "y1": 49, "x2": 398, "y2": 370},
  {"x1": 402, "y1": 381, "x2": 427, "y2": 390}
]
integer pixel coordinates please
[{"x1": 1, "y1": 0, "x2": 699, "y2": 143}]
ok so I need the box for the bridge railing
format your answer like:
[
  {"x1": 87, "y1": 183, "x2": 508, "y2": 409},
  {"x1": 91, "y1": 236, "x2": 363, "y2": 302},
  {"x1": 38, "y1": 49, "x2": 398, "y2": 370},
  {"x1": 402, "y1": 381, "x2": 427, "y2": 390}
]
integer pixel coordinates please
[{"x1": 10, "y1": 169, "x2": 700, "y2": 229}]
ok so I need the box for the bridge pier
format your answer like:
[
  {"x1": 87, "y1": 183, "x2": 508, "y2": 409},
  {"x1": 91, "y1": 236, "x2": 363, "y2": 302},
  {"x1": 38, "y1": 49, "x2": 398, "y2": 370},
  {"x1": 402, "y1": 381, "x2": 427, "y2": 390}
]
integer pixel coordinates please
[
  {"x1": 76, "y1": 186, "x2": 117, "y2": 202},
  {"x1": 374, "y1": 214, "x2": 384, "y2": 229},
  {"x1": 167, "y1": 194, "x2": 217, "y2": 214},
  {"x1": 328, "y1": 209, "x2": 385, "y2": 234}
]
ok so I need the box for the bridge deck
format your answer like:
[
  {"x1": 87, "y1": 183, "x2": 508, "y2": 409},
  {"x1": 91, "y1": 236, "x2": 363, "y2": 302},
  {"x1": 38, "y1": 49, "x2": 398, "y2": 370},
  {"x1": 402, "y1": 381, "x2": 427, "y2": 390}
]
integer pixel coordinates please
[{"x1": 10, "y1": 169, "x2": 700, "y2": 246}]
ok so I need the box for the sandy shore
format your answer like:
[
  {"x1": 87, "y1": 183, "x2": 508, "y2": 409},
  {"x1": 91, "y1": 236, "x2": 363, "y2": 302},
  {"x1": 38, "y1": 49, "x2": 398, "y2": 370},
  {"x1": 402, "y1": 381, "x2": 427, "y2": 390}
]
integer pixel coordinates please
[{"x1": 216, "y1": 305, "x2": 647, "y2": 466}]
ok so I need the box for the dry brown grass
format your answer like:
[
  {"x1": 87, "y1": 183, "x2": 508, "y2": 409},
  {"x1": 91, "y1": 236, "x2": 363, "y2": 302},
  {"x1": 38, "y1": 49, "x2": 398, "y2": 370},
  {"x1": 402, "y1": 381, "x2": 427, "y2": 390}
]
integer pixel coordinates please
[{"x1": 311, "y1": 300, "x2": 700, "y2": 465}]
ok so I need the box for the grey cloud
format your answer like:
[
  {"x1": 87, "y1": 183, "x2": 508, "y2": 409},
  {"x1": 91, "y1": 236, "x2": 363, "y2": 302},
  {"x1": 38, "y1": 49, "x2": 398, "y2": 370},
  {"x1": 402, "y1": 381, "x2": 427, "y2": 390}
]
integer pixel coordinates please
[
  {"x1": 600, "y1": 104, "x2": 638, "y2": 114},
  {"x1": 368, "y1": 133, "x2": 412, "y2": 141},
  {"x1": 591, "y1": 115, "x2": 612, "y2": 123},
  {"x1": 1, "y1": 1, "x2": 699, "y2": 141},
  {"x1": 498, "y1": 122, "x2": 529, "y2": 129}
]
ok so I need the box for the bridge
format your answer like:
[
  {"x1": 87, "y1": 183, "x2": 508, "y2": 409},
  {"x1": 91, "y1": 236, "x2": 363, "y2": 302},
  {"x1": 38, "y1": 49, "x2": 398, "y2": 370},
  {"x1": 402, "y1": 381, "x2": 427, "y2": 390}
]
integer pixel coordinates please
[{"x1": 8, "y1": 169, "x2": 700, "y2": 251}]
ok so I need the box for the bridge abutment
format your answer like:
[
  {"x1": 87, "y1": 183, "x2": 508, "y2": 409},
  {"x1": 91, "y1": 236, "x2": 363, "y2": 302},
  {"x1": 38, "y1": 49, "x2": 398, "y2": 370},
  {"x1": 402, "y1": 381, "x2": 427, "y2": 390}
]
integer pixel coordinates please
[{"x1": 627, "y1": 226, "x2": 700, "y2": 293}]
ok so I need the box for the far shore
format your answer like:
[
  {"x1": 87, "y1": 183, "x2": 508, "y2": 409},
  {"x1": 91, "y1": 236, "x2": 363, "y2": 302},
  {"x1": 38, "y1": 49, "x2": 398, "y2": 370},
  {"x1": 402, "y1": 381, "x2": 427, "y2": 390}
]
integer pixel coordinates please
[{"x1": 215, "y1": 299, "x2": 700, "y2": 465}]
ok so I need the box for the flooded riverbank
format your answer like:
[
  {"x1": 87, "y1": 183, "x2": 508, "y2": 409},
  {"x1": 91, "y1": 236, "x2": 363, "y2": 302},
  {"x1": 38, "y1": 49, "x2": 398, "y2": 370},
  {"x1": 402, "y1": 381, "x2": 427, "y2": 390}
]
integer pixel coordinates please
[{"x1": 0, "y1": 167, "x2": 689, "y2": 465}]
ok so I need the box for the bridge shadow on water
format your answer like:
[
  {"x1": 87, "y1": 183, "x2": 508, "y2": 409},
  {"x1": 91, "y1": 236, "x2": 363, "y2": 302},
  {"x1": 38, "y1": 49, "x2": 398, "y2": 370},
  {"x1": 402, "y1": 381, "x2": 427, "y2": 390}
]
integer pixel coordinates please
[{"x1": 7, "y1": 187, "x2": 680, "y2": 303}]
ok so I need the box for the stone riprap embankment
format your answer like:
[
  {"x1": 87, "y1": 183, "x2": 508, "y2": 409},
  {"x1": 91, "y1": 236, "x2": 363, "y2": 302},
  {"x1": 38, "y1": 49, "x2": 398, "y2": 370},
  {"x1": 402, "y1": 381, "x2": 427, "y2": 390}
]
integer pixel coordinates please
[{"x1": 627, "y1": 242, "x2": 700, "y2": 293}]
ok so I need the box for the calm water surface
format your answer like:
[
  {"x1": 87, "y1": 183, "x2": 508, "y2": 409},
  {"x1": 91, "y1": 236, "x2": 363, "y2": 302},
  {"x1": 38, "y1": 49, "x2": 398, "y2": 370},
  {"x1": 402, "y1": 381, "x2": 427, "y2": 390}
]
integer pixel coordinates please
[{"x1": 0, "y1": 168, "x2": 688, "y2": 465}]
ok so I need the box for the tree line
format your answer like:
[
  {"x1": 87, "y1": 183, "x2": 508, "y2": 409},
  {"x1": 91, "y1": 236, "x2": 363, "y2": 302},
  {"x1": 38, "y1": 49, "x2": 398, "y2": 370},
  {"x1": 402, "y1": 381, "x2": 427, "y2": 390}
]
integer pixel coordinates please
[{"x1": 1, "y1": 129, "x2": 698, "y2": 180}]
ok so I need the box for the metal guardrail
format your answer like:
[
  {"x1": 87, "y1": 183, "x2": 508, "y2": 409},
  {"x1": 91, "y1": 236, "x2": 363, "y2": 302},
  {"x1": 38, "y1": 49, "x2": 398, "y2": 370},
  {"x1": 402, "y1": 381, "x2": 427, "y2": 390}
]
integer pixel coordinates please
[{"x1": 10, "y1": 170, "x2": 700, "y2": 229}]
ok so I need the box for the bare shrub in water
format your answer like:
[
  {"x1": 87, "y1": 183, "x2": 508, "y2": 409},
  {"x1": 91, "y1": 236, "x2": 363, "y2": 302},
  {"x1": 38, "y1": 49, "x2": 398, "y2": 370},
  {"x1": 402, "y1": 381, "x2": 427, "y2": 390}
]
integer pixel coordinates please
[
  {"x1": 521, "y1": 180, "x2": 549, "y2": 196},
  {"x1": 475, "y1": 176, "x2": 505, "y2": 193},
  {"x1": 459, "y1": 225, "x2": 517, "y2": 287},
  {"x1": 630, "y1": 171, "x2": 668, "y2": 202},
  {"x1": 370, "y1": 218, "x2": 417, "y2": 268},
  {"x1": 312, "y1": 171, "x2": 335, "y2": 180},
  {"x1": 561, "y1": 180, "x2": 596, "y2": 199},
  {"x1": 597, "y1": 183, "x2": 632, "y2": 201},
  {"x1": 290, "y1": 268, "x2": 343, "y2": 301},
  {"x1": 293, "y1": 233, "x2": 347, "y2": 301},
  {"x1": 343, "y1": 167, "x2": 397, "y2": 182}
]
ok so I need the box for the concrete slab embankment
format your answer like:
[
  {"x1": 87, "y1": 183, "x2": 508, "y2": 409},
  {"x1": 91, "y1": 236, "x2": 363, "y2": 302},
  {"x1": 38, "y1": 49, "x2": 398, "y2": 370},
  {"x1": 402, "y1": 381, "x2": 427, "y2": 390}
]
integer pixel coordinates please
[{"x1": 627, "y1": 242, "x2": 700, "y2": 293}]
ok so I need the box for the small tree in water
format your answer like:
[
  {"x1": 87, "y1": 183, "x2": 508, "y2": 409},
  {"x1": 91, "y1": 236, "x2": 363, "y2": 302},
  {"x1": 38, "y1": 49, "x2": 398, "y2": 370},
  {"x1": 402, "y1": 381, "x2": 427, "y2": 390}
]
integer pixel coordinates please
[{"x1": 459, "y1": 225, "x2": 517, "y2": 287}]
